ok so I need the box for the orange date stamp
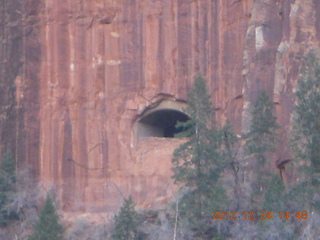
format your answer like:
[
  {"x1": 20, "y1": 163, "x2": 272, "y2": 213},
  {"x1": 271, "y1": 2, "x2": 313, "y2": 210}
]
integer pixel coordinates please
[{"x1": 211, "y1": 210, "x2": 308, "y2": 219}]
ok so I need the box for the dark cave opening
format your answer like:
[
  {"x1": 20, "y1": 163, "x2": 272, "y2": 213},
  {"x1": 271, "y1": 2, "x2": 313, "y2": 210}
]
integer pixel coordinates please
[{"x1": 137, "y1": 109, "x2": 190, "y2": 138}]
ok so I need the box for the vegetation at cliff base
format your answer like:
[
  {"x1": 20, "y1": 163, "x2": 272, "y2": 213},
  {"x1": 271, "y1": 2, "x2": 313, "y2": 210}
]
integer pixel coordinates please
[
  {"x1": 171, "y1": 74, "x2": 228, "y2": 239},
  {"x1": 4, "y1": 54, "x2": 320, "y2": 239},
  {"x1": 28, "y1": 194, "x2": 64, "y2": 240},
  {"x1": 290, "y1": 50, "x2": 320, "y2": 212},
  {"x1": 244, "y1": 90, "x2": 280, "y2": 209},
  {"x1": 111, "y1": 195, "x2": 139, "y2": 240},
  {"x1": 245, "y1": 90, "x2": 279, "y2": 165},
  {"x1": 0, "y1": 149, "x2": 17, "y2": 227}
]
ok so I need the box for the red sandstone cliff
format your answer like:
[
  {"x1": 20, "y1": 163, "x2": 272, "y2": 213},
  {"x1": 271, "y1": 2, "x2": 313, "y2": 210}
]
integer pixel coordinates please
[{"x1": 2, "y1": 0, "x2": 320, "y2": 216}]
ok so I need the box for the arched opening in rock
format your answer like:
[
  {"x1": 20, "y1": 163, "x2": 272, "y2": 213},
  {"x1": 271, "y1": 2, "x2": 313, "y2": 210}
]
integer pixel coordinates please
[
  {"x1": 138, "y1": 109, "x2": 189, "y2": 138},
  {"x1": 136, "y1": 99, "x2": 190, "y2": 138}
]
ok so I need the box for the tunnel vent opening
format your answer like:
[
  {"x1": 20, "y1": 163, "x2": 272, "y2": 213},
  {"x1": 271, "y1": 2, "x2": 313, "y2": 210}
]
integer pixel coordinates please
[{"x1": 137, "y1": 109, "x2": 190, "y2": 138}]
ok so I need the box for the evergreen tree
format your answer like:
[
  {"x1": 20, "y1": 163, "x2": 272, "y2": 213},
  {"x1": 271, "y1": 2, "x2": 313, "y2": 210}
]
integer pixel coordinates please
[
  {"x1": 262, "y1": 174, "x2": 285, "y2": 212},
  {"x1": 1, "y1": 149, "x2": 15, "y2": 180},
  {"x1": 245, "y1": 90, "x2": 279, "y2": 165},
  {"x1": 28, "y1": 194, "x2": 64, "y2": 240},
  {"x1": 290, "y1": 50, "x2": 320, "y2": 211},
  {"x1": 111, "y1": 195, "x2": 138, "y2": 240},
  {"x1": 0, "y1": 149, "x2": 16, "y2": 226},
  {"x1": 259, "y1": 175, "x2": 294, "y2": 239},
  {"x1": 292, "y1": 51, "x2": 320, "y2": 172},
  {"x1": 172, "y1": 74, "x2": 227, "y2": 238},
  {"x1": 245, "y1": 90, "x2": 279, "y2": 203},
  {"x1": 0, "y1": 189, "x2": 7, "y2": 226}
]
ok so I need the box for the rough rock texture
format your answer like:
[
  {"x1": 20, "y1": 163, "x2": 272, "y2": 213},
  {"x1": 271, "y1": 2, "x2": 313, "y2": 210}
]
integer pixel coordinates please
[
  {"x1": 1, "y1": 0, "x2": 320, "y2": 215},
  {"x1": 0, "y1": 0, "x2": 23, "y2": 166},
  {"x1": 0, "y1": 0, "x2": 42, "y2": 177}
]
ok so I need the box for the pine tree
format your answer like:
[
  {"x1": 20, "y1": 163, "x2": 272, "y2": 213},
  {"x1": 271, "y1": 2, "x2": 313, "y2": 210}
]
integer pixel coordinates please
[
  {"x1": 28, "y1": 194, "x2": 64, "y2": 240},
  {"x1": 111, "y1": 195, "x2": 138, "y2": 240},
  {"x1": 245, "y1": 90, "x2": 279, "y2": 203},
  {"x1": 0, "y1": 149, "x2": 16, "y2": 226},
  {"x1": 262, "y1": 174, "x2": 285, "y2": 212},
  {"x1": 259, "y1": 175, "x2": 294, "y2": 239},
  {"x1": 292, "y1": 51, "x2": 320, "y2": 172},
  {"x1": 172, "y1": 74, "x2": 227, "y2": 237},
  {"x1": 245, "y1": 90, "x2": 279, "y2": 165},
  {"x1": 0, "y1": 190, "x2": 6, "y2": 226},
  {"x1": 1, "y1": 149, "x2": 15, "y2": 180},
  {"x1": 290, "y1": 50, "x2": 320, "y2": 211}
]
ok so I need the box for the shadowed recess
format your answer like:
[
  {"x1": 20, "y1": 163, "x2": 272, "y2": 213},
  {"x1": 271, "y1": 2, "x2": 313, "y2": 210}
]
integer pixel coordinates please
[{"x1": 138, "y1": 109, "x2": 189, "y2": 138}]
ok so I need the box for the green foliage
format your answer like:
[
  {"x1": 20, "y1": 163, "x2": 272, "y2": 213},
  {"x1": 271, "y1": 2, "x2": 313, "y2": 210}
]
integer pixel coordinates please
[
  {"x1": 111, "y1": 196, "x2": 138, "y2": 240},
  {"x1": 172, "y1": 74, "x2": 223, "y2": 185},
  {"x1": 1, "y1": 149, "x2": 15, "y2": 179},
  {"x1": 0, "y1": 193, "x2": 7, "y2": 227},
  {"x1": 172, "y1": 74, "x2": 227, "y2": 237},
  {"x1": 245, "y1": 90, "x2": 279, "y2": 165},
  {"x1": 245, "y1": 90, "x2": 279, "y2": 206},
  {"x1": 291, "y1": 51, "x2": 320, "y2": 173},
  {"x1": 259, "y1": 176, "x2": 292, "y2": 239},
  {"x1": 290, "y1": 50, "x2": 320, "y2": 213},
  {"x1": 174, "y1": 73, "x2": 214, "y2": 139},
  {"x1": 286, "y1": 181, "x2": 313, "y2": 210},
  {"x1": 28, "y1": 194, "x2": 64, "y2": 240},
  {"x1": 0, "y1": 149, "x2": 15, "y2": 193},
  {"x1": 262, "y1": 174, "x2": 285, "y2": 212},
  {"x1": 0, "y1": 149, "x2": 16, "y2": 227},
  {"x1": 174, "y1": 119, "x2": 195, "y2": 138}
]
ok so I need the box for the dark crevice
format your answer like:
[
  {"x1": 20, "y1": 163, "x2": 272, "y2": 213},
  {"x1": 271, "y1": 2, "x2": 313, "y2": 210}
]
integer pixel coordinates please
[{"x1": 138, "y1": 109, "x2": 189, "y2": 138}]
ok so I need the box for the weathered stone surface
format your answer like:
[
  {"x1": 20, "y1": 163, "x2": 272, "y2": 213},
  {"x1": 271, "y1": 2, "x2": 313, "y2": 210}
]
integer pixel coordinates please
[
  {"x1": 0, "y1": 0, "x2": 23, "y2": 163},
  {"x1": 1, "y1": 0, "x2": 320, "y2": 217},
  {"x1": 242, "y1": 0, "x2": 319, "y2": 177}
]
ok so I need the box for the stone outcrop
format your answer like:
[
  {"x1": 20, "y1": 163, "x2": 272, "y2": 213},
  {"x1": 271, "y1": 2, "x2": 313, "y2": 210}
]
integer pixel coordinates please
[{"x1": 1, "y1": 0, "x2": 320, "y2": 216}]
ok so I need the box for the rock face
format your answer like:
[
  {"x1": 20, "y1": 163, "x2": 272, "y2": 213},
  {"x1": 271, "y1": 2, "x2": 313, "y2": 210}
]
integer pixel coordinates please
[{"x1": 1, "y1": 0, "x2": 320, "y2": 215}]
